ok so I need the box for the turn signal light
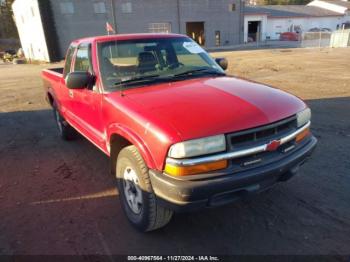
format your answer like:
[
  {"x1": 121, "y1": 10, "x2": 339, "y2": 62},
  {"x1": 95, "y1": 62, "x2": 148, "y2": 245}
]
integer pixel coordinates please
[
  {"x1": 165, "y1": 160, "x2": 228, "y2": 176},
  {"x1": 296, "y1": 128, "x2": 310, "y2": 143}
]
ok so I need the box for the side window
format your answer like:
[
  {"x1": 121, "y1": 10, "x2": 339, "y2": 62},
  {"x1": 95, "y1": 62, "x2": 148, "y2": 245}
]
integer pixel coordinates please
[
  {"x1": 74, "y1": 44, "x2": 92, "y2": 72},
  {"x1": 63, "y1": 45, "x2": 76, "y2": 77}
]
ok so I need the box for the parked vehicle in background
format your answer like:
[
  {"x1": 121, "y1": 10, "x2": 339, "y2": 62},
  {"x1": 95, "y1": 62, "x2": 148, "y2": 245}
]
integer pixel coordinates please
[
  {"x1": 309, "y1": 27, "x2": 320, "y2": 32},
  {"x1": 42, "y1": 33, "x2": 317, "y2": 232},
  {"x1": 308, "y1": 27, "x2": 332, "y2": 32},
  {"x1": 280, "y1": 32, "x2": 300, "y2": 41}
]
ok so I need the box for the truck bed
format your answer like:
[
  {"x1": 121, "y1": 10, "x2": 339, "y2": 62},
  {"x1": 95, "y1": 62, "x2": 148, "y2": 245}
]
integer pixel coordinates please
[
  {"x1": 47, "y1": 68, "x2": 64, "y2": 75},
  {"x1": 42, "y1": 67, "x2": 65, "y2": 105}
]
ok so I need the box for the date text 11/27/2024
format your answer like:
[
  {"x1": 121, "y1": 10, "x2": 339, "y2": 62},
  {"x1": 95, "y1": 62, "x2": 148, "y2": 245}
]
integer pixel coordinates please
[{"x1": 127, "y1": 256, "x2": 220, "y2": 261}]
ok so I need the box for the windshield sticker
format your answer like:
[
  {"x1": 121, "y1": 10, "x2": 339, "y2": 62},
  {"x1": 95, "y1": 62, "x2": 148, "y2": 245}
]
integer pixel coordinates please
[{"x1": 183, "y1": 42, "x2": 205, "y2": 54}]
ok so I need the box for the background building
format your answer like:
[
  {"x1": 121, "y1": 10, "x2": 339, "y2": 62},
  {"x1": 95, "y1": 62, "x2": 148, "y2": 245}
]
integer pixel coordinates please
[
  {"x1": 12, "y1": 0, "x2": 244, "y2": 62},
  {"x1": 244, "y1": 0, "x2": 350, "y2": 41},
  {"x1": 308, "y1": 0, "x2": 350, "y2": 16}
]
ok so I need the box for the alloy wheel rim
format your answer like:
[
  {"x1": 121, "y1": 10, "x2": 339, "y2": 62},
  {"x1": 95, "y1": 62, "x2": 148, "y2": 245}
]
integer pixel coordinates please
[{"x1": 123, "y1": 166, "x2": 143, "y2": 214}]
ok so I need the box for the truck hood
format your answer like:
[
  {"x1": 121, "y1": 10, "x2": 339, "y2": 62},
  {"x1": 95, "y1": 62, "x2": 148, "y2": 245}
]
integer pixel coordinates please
[{"x1": 123, "y1": 77, "x2": 306, "y2": 140}]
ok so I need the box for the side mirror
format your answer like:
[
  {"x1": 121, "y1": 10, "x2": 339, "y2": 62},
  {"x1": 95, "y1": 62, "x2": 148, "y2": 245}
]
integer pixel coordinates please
[
  {"x1": 66, "y1": 71, "x2": 93, "y2": 89},
  {"x1": 215, "y1": 58, "x2": 228, "y2": 71}
]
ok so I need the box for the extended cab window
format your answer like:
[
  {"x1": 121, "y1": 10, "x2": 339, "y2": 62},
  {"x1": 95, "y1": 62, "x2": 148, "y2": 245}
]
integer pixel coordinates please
[
  {"x1": 63, "y1": 45, "x2": 76, "y2": 77},
  {"x1": 74, "y1": 44, "x2": 92, "y2": 72}
]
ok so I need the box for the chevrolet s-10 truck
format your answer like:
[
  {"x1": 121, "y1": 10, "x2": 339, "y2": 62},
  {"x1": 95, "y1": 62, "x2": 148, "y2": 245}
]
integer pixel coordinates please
[{"x1": 42, "y1": 33, "x2": 317, "y2": 231}]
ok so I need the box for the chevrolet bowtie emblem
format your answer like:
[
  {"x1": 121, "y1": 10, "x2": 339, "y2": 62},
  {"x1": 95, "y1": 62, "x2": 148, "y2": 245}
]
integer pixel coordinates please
[{"x1": 266, "y1": 140, "x2": 281, "y2": 152}]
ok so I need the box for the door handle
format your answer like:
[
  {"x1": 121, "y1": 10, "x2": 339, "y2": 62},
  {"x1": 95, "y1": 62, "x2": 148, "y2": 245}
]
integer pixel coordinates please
[{"x1": 69, "y1": 90, "x2": 74, "y2": 98}]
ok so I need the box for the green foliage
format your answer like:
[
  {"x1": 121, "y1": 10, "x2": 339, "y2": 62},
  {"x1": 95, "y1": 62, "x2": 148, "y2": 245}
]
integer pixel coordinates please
[{"x1": 0, "y1": 0, "x2": 18, "y2": 39}]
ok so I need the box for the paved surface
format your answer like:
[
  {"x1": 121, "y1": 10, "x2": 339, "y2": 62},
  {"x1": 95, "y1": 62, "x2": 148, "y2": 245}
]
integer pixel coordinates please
[{"x1": 0, "y1": 48, "x2": 350, "y2": 256}]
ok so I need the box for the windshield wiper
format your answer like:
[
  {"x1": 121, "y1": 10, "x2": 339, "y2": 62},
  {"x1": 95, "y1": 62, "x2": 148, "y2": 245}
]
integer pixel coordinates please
[
  {"x1": 172, "y1": 68, "x2": 226, "y2": 78},
  {"x1": 114, "y1": 74, "x2": 161, "y2": 87},
  {"x1": 113, "y1": 68, "x2": 225, "y2": 90}
]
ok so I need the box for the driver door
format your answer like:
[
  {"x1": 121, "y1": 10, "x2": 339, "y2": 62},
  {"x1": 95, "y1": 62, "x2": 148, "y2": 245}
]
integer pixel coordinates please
[{"x1": 69, "y1": 43, "x2": 105, "y2": 150}]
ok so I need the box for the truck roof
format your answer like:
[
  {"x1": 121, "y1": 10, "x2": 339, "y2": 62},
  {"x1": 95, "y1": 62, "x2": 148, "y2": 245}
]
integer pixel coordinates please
[{"x1": 72, "y1": 33, "x2": 185, "y2": 45}]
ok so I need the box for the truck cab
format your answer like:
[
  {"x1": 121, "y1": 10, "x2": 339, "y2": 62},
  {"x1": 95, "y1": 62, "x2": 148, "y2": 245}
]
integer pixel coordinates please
[{"x1": 42, "y1": 34, "x2": 317, "y2": 232}]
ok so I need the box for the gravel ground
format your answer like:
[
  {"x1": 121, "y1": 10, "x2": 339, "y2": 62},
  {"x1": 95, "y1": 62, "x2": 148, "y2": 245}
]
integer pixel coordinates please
[{"x1": 0, "y1": 48, "x2": 350, "y2": 257}]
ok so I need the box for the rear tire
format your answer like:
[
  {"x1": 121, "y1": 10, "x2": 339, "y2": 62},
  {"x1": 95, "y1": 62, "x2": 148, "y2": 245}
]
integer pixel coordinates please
[
  {"x1": 53, "y1": 105, "x2": 76, "y2": 141},
  {"x1": 116, "y1": 145, "x2": 173, "y2": 232}
]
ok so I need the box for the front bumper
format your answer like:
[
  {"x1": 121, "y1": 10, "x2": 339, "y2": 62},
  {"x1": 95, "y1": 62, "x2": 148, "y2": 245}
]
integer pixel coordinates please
[{"x1": 149, "y1": 136, "x2": 317, "y2": 212}]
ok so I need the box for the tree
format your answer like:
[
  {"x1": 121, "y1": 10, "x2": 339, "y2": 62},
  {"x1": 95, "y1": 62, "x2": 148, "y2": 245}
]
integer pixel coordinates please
[{"x1": 0, "y1": 0, "x2": 19, "y2": 39}]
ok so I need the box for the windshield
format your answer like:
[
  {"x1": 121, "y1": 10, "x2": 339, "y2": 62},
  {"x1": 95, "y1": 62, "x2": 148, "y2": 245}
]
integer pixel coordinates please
[{"x1": 97, "y1": 37, "x2": 224, "y2": 91}]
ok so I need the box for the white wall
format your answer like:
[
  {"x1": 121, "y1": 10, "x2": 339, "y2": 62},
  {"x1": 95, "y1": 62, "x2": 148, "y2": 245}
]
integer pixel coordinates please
[
  {"x1": 307, "y1": 0, "x2": 347, "y2": 14},
  {"x1": 12, "y1": 0, "x2": 50, "y2": 61},
  {"x1": 266, "y1": 16, "x2": 346, "y2": 40},
  {"x1": 344, "y1": 12, "x2": 350, "y2": 23},
  {"x1": 244, "y1": 14, "x2": 268, "y2": 42}
]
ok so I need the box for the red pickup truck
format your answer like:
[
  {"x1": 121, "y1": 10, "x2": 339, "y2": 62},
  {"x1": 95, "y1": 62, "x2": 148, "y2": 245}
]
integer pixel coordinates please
[{"x1": 42, "y1": 33, "x2": 317, "y2": 231}]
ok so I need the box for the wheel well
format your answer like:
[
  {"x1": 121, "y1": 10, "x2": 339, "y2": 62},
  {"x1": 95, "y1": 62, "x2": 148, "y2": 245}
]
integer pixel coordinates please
[
  {"x1": 110, "y1": 134, "x2": 132, "y2": 176},
  {"x1": 47, "y1": 92, "x2": 54, "y2": 107}
]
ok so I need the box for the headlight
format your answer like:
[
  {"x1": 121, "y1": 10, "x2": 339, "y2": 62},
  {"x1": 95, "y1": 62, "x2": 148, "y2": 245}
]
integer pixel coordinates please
[
  {"x1": 168, "y1": 135, "x2": 226, "y2": 159},
  {"x1": 297, "y1": 108, "x2": 311, "y2": 127}
]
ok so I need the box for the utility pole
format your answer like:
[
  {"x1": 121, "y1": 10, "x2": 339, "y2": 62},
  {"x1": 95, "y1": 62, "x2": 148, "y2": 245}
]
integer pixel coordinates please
[
  {"x1": 110, "y1": 0, "x2": 117, "y2": 33},
  {"x1": 177, "y1": 0, "x2": 181, "y2": 34},
  {"x1": 240, "y1": 0, "x2": 245, "y2": 44}
]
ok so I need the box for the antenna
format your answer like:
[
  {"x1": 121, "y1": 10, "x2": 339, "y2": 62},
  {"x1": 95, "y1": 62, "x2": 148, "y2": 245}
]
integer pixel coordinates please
[{"x1": 119, "y1": 80, "x2": 125, "y2": 97}]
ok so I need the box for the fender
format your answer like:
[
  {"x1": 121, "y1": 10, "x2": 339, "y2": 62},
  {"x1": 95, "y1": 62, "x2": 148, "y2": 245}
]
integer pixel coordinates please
[
  {"x1": 107, "y1": 123, "x2": 157, "y2": 170},
  {"x1": 46, "y1": 87, "x2": 56, "y2": 106},
  {"x1": 45, "y1": 83, "x2": 67, "y2": 119},
  {"x1": 42, "y1": 70, "x2": 59, "y2": 107}
]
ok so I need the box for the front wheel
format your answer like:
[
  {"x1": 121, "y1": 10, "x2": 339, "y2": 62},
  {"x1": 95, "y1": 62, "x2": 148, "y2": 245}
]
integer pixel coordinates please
[{"x1": 116, "y1": 145, "x2": 173, "y2": 232}]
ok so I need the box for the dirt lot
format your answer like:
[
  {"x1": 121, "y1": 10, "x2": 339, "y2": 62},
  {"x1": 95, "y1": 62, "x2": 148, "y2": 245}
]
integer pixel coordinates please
[{"x1": 0, "y1": 48, "x2": 350, "y2": 256}]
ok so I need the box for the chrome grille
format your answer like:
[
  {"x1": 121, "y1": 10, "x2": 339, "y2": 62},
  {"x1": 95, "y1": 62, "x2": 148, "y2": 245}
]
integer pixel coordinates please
[
  {"x1": 227, "y1": 116, "x2": 297, "y2": 150},
  {"x1": 226, "y1": 116, "x2": 298, "y2": 171}
]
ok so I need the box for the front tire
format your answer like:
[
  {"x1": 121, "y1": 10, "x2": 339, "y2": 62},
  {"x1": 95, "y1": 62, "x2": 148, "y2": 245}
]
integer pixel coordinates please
[{"x1": 116, "y1": 145, "x2": 173, "y2": 232}]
